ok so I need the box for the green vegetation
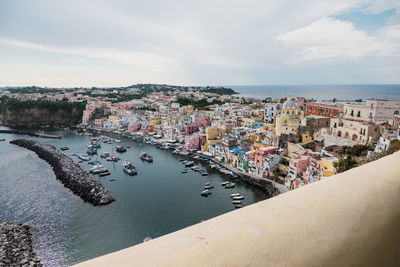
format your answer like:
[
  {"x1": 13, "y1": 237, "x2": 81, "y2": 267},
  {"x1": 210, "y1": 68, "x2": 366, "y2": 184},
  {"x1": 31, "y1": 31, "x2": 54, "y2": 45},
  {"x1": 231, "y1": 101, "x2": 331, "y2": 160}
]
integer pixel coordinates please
[
  {"x1": 343, "y1": 144, "x2": 374, "y2": 157},
  {"x1": 3, "y1": 98, "x2": 86, "y2": 124},
  {"x1": 334, "y1": 156, "x2": 358, "y2": 173},
  {"x1": 6, "y1": 86, "x2": 60, "y2": 94},
  {"x1": 387, "y1": 139, "x2": 400, "y2": 154},
  {"x1": 176, "y1": 97, "x2": 223, "y2": 110}
]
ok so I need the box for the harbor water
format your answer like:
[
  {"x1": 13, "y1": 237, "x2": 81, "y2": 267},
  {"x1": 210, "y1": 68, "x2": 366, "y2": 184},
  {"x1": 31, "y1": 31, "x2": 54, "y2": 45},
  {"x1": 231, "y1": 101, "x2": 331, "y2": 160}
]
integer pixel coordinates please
[{"x1": 0, "y1": 127, "x2": 266, "y2": 266}]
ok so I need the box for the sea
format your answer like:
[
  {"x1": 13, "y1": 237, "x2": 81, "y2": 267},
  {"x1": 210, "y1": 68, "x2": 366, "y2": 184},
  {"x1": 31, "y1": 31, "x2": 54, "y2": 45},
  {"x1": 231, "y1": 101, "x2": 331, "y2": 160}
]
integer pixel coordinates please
[
  {"x1": 0, "y1": 128, "x2": 266, "y2": 266},
  {"x1": 230, "y1": 84, "x2": 400, "y2": 101}
]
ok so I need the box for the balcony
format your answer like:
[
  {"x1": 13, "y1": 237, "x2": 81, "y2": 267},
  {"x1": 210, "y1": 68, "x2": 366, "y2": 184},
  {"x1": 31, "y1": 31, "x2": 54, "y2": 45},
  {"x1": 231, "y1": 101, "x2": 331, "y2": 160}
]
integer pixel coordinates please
[{"x1": 74, "y1": 151, "x2": 400, "y2": 267}]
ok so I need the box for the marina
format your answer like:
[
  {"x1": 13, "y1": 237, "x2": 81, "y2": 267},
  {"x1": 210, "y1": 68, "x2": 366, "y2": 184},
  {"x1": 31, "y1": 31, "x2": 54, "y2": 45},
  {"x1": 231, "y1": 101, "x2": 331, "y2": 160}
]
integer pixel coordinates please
[{"x1": 0, "y1": 127, "x2": 267, "y2": 266}]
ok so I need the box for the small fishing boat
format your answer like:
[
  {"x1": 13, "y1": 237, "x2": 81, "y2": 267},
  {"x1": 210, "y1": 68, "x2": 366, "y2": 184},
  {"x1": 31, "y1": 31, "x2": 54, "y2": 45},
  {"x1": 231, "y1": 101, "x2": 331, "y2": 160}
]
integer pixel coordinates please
[
  {"x1": 201, "y1": 189, "x2": 212, "y2": 196},
  {"x1": 140, "y1": 151, "x2": 153, "y2": 162},
  {"x1": 60, "y1": 146, "x2": 69, "y2": 151},
  {"x1": 224, "y1": 183, "x2": 236, "y2": 189},
  {"x1": 221, "y1": 181, "x2": 230, "y2": 186},
  {"x1": 200, "y1": 170, "x2": 208, "y2": 176},
  {"x1": 88, "y1": 160, "x2": 101, "y2": 165},
  {"x1": 230, "y1": 193, "x2": 241, "y2": 198},
  {"x1": 91, "y1": 166, "x2": 109, "y2": 174},
  {"x1": 232, "y1": 200, "x2": 242, "y2": 204},
  {"x1": 234, "y1": 204, "x2": 246, "y2": 209},
  {"x1": 101, "y1": 152, "x2": 110, "y2": 158},
  {"x1": 99, "y1": 171, "x2": 111, "y2": 177},
  {"x1": 181, "y1": 170, "x2": 188, "y2": 173},
  {"x1": 122, "y1": 160, "x2": 137, "y2": 175},
  {"x1": 78, "y1": 154, "x2": 89, "y2": 161},
  {"x1": 116, "y1": 146, "x2": 127, "y2": 153},
  {"x1": 232, "y1": 195, "x2": 244, "y2": 200},
  {"x1": 87, "y1": 148, "x2": 97, "y2": 155},
  {"x1": 185, "y1": 161, "x2": 194, "y2": 167},
  {"x1": 204, "y1": 184, "x2": 214, "y2": 189}
]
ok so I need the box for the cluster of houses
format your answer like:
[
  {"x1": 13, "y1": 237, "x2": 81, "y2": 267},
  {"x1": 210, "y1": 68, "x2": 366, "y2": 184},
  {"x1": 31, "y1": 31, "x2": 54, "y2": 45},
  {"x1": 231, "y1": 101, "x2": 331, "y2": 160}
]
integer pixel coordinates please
[{"x1": 3, "y1": 86, "x2": 400, "y2": 191}]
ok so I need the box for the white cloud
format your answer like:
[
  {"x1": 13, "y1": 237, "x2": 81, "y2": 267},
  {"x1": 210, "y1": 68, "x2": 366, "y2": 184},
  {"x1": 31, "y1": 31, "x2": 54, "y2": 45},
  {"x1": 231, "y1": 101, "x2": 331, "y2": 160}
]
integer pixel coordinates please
[
  {"x1": 276, "y1": 17, "x2": 395, "y2": 62},
  {"x1": 0, "y1": 0, "x2": 399, "y2": 86}
]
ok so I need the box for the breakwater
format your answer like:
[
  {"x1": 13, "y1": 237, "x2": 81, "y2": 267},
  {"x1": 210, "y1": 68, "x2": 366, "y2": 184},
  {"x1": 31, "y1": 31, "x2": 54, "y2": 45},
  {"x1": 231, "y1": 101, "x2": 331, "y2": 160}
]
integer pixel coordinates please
[
  {"x1": 10, "y1": 139, "x2": 115, "y2": 206},
  {"x1": 0, "y1": 222, "x2": 42, "y2": 266},
  {"x1": 0, "y1": 129, "x2": 61, "y2": 139}
]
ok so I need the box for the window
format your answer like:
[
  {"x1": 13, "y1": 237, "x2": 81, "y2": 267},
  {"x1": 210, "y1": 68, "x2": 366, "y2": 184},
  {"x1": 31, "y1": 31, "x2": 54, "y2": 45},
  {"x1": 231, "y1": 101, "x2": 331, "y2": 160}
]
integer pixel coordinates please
[
  {"x1": 357, "y1": 111, "x2": 361, "y2": 117},
  {"x1": 394, "y1": 111, "x2": 399, "y2": 115}
]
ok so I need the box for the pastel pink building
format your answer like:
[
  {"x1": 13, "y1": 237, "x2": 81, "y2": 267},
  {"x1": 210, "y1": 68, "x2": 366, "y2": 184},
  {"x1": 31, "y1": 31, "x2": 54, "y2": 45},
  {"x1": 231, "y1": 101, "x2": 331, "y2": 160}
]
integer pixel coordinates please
[
  {"x1": 185, "y1": 135, "x2": 200, "y2": 150},
  {"x1": 195, "y1": 116, "x2": 211, "y2": 128},
  {"x1": 128, "y1": 123, "x2": 142, "y2": 132},
  {"x1": 366, "y1": 99, "x2": 400, "y2": 123},
  {"x1": 94, "y1": 119, "x2": 106, "y2": 127},
  {"x1": 184, "y1": 124, "x2": 200, "y2": 135},
  {"x1": 254, "y1": 146, "x2": 278, "y2": 165}
]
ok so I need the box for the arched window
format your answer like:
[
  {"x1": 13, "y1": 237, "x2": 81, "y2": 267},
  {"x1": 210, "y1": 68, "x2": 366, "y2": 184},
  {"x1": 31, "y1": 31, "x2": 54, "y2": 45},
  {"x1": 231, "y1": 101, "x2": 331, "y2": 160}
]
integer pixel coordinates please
[{"x1": 394, "y1": 110, "x2": 399, "y2": 115}]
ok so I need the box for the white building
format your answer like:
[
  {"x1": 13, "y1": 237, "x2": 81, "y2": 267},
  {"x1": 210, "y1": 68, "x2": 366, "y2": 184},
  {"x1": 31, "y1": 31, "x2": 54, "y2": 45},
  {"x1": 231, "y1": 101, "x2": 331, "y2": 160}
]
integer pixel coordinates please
[{"x1": 264, "y1": 103, "x2": 277, "y2": 123}]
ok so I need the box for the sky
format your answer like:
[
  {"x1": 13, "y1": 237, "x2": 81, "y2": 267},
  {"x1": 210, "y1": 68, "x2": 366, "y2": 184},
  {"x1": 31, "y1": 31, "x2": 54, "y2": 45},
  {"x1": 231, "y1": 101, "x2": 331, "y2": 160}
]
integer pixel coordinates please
[{"x1": 0, "y1": 0, "x2": 399, "y2": 87}]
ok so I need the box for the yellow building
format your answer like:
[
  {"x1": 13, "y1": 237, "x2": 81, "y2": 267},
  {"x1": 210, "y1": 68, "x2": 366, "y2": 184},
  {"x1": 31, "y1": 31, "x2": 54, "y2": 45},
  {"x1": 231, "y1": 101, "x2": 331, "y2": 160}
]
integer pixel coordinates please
[
  {"x1": 242, "y1": 118, "x2": 255, "y2": 128},
  {"x1": 301, "y1": 132, "x2": 318, "y2": 143},
  {"x1": 275, "y1": 96, "x2": 304, "y2": 136},
  {"x1": 108, "y1": 115, "x2": 119, "y2": 121},
  {"x1": 317, "y1": 157, "x2": 338, "y2": 177},
  {"x1": 203, "y1": 127, "x2": 224, "y2": 151}
]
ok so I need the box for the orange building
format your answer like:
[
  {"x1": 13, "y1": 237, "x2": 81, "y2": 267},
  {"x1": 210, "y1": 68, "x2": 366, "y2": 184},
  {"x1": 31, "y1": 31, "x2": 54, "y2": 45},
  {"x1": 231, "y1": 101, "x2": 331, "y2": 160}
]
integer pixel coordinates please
[{"x1": 305, "y1": 103, "x2": 340, "y2": 118}]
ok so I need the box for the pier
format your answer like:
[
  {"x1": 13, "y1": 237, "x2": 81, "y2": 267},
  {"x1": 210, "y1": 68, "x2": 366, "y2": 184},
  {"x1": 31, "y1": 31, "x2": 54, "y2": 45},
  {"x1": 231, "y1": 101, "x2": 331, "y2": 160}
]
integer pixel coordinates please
[{"x1": 10, "y1": 139, "x2": 115, "y2": 206}]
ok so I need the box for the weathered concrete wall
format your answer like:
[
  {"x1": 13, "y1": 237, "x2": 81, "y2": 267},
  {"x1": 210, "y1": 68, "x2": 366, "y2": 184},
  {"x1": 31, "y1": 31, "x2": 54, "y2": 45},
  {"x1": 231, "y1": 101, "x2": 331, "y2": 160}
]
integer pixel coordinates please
[{"x1": 74, "y1": 151, "x2": 400, "y2": 267}]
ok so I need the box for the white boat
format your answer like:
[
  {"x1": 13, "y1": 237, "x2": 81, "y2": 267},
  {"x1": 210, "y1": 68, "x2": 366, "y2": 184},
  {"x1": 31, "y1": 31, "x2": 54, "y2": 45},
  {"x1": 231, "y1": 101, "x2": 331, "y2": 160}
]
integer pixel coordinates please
[
  {"x1": 78, "y1": 154, "x2": 89, "y2": 161},
  {"x1": 221, "y1": 181, "x2": 230, "y2": 186},
  {"x1": 232, "y1": 200, "x2": 242, "y2": 204},
  {"x1": 201, "y1": 189, "x2": 212, "y2": 196},
  {"x1": 230, "y1": 193, "x2": 241, "y2": 198},
  {"x1": 122, "y1": 160, "x2": 137, "y2": 175},
  {"x1": 224, "y1": 183, "x2": 236, "y2": 188},
  {"x1": 232, "y1": 195, "x2": 244, "y2": 200},
  {"x1": 204, "y1": 184, "x2": 214, "y2": 189}
]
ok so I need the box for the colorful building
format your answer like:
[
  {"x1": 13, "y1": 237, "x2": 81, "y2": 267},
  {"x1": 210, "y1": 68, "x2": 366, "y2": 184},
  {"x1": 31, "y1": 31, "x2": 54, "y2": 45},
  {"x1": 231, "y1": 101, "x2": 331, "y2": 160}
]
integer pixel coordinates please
[{"x1": 305, "y1": 103, "x2": 340, "y2": 118}]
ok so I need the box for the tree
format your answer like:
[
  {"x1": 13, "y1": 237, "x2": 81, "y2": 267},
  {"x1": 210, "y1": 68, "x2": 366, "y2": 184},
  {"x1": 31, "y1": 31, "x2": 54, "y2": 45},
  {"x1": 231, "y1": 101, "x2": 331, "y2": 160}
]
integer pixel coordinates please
[{"x1": 333, "y1": 156, "x2": 358, "y2": 173}]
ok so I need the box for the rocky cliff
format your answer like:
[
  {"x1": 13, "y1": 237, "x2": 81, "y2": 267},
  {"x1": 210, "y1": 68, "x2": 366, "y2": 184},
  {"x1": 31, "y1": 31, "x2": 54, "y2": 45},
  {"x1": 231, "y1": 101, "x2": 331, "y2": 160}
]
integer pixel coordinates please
[{"x1": 0, "y1": 99, "x2": 85, "y2": 127}]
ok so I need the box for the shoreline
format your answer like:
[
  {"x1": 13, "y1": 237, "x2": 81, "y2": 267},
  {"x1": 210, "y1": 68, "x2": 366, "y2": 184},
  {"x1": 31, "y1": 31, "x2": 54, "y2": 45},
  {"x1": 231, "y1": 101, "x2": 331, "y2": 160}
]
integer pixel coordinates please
[
  {"x1": 85, "y1": 125, "x2": 282, "y2": 196},
  {"x1": 0, "y1": 129, "x2": 61, "y2": 139},
  {"x1": 10, "y1": 138, "x2": 116, "y2": 206}
]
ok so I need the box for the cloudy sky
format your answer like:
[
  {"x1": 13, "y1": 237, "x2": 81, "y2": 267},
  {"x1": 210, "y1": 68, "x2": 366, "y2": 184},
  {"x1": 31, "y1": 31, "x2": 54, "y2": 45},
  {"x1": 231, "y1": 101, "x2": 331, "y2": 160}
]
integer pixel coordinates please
[{"x1": 0, "y1": 0, "x2": 399, "y2": 87}]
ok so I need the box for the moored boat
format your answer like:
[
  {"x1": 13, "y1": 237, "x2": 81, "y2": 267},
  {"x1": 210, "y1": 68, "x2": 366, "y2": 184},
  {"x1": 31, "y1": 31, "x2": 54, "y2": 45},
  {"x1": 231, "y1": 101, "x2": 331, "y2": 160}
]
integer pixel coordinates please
[
  {"x1": 232, "y1": 195, "x2": 244, "y2": 200},
  {"x1": 116, "y1": 146, "x2": 127, "y2": 153},
  {"x1": 140, "y1": 151, "x2": 153, "y2": 162},
  {"x1": 232, "y1": 200, "x2": 242, "y2": 204},
  {"x1": 122, "y1": 160, "x2": 137, "y2": 175},
  {"x1": 60, "y1": 146, "x2": 69, "y2": 151},
  {"x1": 201, "y1": 189, "x2": 212, "y2": 196},
  {"x1": 221, "y1": 181, "x2": 230, "y2": 186},
  {"x1": 224, "y1": 182, "x2": 236, "y2": 188}
]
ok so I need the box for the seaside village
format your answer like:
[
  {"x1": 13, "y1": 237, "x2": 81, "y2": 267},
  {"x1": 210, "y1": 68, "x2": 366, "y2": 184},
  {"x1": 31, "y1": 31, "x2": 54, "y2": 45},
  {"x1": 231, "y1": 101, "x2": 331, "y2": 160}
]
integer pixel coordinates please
[
  {"x1": 3, "y1": 87, "x2": 400, "y2": 191},
  {"x1": 75, "y1": 89, "x2": 400, "y2": 191}
]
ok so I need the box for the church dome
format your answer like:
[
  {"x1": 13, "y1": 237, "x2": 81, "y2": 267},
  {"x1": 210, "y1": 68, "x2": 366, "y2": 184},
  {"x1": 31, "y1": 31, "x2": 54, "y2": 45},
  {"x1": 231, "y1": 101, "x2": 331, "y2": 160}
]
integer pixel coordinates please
[{"x1": 282, "y1": 96, "x2": 296, "y2": 108}]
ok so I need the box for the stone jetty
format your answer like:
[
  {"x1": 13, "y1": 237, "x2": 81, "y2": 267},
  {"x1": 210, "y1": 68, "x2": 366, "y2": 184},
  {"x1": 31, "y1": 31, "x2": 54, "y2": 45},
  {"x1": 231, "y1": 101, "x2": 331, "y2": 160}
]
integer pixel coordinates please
[
  {"x1": 0, "y1": 129, "x2": 61, "y2": 139},
  {"x1": 10, "y1": 139, "x2": 116, "y2": 206},
  {"x1": 0, "y1": 222, "x2": 42, "y2": 266}
]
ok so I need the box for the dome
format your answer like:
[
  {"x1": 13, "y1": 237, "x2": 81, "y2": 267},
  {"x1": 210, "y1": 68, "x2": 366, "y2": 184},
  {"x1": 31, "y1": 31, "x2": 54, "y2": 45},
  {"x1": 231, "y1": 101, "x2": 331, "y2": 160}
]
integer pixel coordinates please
[{"x1": 282, "y1": 96, "x2": 296, "y2": 108}]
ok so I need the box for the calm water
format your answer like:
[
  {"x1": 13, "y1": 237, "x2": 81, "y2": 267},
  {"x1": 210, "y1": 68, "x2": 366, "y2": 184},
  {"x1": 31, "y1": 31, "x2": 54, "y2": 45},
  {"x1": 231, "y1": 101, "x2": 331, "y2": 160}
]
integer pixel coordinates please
[
  {"x1": 0, "y1": 127, "x2": 266, "y2": 266},
  {"x1": 230, "y1": 84, "x2": 400, "y2": 100}
]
